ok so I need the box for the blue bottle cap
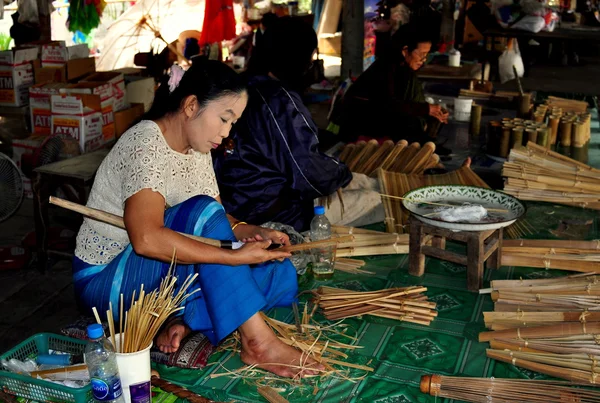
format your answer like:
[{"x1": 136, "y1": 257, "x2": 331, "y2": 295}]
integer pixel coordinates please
[
  {"x1": 314, "y1": 206, "x2": 325, "y2": 215},
  {"x1": 87, "y1": 324, "x2": 104, "y2": 339}
]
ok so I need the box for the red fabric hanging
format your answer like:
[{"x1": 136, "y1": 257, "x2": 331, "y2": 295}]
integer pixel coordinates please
[{"x1": 200, "y1": 0, "x2": 236, "y2": 45}]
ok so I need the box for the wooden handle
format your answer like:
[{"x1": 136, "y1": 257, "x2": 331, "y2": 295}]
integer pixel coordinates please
[
  {"x1": 151, "y1": 376, "x2": 218, "y2": 403},
  {"x1": 49, "y1": 196, "x2": 222, "y2": 248}
]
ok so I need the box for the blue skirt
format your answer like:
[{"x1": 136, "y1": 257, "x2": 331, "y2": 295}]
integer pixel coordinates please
[{"x1": 73, "y1": 195, "x2": 298, "y2": 345}]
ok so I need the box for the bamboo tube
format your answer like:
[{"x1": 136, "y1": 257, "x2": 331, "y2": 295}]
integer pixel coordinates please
[
  {"x1": 356, "y1": 139, "x2": 394, "y2": 175},
  {"x1": 346, "y1": 139, "x2": 378, "y2": 171},
  {"x1": 559, "y1": 119, "x2": 572, "y2": 146},
  {"x1": 536, "y1": 127, "x2": 549, "y2": 148},
  {"x1": 548, "y1": 115, "x2": 560, "y2": 145},
  {"x1": 533, "y1": 113, "x2": 545, "y2": 123},
  {"x1": 572, "y1": 121, "x2": 586, "y2": 147},
  {"x1": 479, "y1": 322, "x2": 600, "y2": 342},
  {"x1": 517, "y1": 93, "x2": 531, "y2": 118},
  {"x1": 405, "y1": 142, "x2": 436, "y2": 174},
  {"x1": 422, "y1": 153, "x2": 440, "y2": 171},
  {"x1": 470, "y1": 104, "x2": 483, "y2": 135},
  {"x1": 511, "y1": 127, "x2": 523, "y2": 148},
  {"x1": 344, "y1": 141, "x2": 366, "y2": 167},
  {"x1": 499, "y1": 126, "x2": 512, "y2": 158},
  {"x1": 390, "y1": 142, "x2": 421, "y2": 172},
  {"x1": 525, "y1": 128, "x2": 538, "y2": 144},
  {"x1": 338, "y1": 144, "x2": 354, "y2": 163},
  {"x1": 488, "y1": 121, "x2": 502, "y2": 156},
  {"x1": 379, "y1": 140, "x2": 409, "y2": 171}
]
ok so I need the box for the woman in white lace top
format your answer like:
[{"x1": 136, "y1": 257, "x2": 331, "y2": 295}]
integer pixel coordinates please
[{"x1": 73, "y1": 61, "x2": 322, "y2": 378}]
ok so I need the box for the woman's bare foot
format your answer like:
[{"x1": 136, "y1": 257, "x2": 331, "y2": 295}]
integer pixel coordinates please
[
  {"x1": 238, "y1": 313, "x2": 325, "y2": 378},
  {"x1": 156, "y1": 317, "x2": 191, "y2": 354}
]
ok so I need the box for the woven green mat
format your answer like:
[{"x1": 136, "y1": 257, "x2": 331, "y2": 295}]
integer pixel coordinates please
[{"x1": 154, "y1": 203, "x2": 598, "y2": 403}]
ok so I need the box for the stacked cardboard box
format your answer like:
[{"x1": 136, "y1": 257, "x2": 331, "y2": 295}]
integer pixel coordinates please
[
  {"x1": 0, "y1": 47, "x2": 39, "y2": 106},
  {"x1": 66, "y1": 82, "x2": 116, "y2": 144},
  {"x1": 50, "y1": 93, "x2": 104, "y2": 153},
  {"x1": 29, "y1": 83, "x2": 68, "y2": 135}
]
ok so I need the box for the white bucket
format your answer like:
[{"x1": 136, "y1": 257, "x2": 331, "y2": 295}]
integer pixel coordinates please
[
  {"x1": 114, "y1": 334, "x2": 152, "y2": 403},
  {"x1": 448, "y1": 49, "x2": 461, "y2": 67},
  {"x1": 454, "y1": 98, "x2": 473, "y2": 122}
]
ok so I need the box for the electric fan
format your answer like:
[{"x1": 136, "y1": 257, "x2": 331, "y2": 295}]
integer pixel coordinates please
[{"x1": 0, "y1": 152, "x2": 23, "y2": 222}]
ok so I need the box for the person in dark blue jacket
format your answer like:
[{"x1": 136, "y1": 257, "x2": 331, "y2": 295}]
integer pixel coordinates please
[{"x1": 213, "y1": 19, "x2": 356, "y2": 232}]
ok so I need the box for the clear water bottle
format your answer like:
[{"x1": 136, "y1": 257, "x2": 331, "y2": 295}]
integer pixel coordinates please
[
  {"x1": 85, "y1": 324, "x2": 125, "y2": 403},
  {"x1": 310, "y1": 206, "x2": 335, "y2": 280}
]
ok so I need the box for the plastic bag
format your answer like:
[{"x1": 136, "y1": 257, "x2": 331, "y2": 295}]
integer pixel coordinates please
[
  {"x1": 498, "y1": 39, "x2": 524, "y2": 84},
  {"x1": 260, "y1": 222, "x2": 311, "y2": 275},
  {"x1": 511, "y1": 15, "x2": 546, "y2": 33}
]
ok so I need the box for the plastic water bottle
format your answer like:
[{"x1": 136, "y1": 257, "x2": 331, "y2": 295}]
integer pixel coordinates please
[
  {"x1": 85, "y1": 324, "x2": 125, "y2": 403},
  {"x1": 310, "y1": 206, "x2": 335, "y2": 280}
]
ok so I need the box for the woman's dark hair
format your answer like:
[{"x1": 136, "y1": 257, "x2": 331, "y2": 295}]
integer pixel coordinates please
[
  {"x1": 385, "y1": 23, "x2": 434, "y2": 64},
  {"x1": 261, "y1": 18, "x2": 318, "y2": 88},
  {"x1": 145, "y1": 60, "x2": 247, "y2": 120}
]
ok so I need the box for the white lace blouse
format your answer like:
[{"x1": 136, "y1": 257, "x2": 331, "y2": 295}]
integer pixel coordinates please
[{"x1": 75, "y1": 120, "x2": 220, "y2": 265}]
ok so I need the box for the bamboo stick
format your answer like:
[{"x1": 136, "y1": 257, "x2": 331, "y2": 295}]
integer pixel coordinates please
[
  {"x1": 379, "y1": 140, "x2": 409, "y2": 171},
  {"x1": 337, "y1": 144, "x2": 354, "y2": 163},
  {"x1": 390, "y1": 142, "x2": 421, "y2": 173},
  {"x1": 479, "y1": 322, "x2": 600, "y2": 342},
  {"x1": 405, "y1": 142, "x2": 436, "y2": 174}
]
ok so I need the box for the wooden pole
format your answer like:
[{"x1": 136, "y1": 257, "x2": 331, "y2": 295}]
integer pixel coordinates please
[{"x1": 341, "y1": 0, "x2": 364, "y2": 79}]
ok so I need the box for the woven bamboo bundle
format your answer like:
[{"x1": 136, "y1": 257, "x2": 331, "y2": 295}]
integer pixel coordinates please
[
  {"x1": 480, "y1": 273, "x2": 600, "y2": 383},
  {"x1": 420, "y1": 374, "x2": 600, "y2": 402},
  {"x1": 331, "y1": 225, "x2": 408, "y2": 257},
  {"x1": 503, "y1": 142, "x2": 600, "y2": 210},
  {"x1": 377, "y1": 159, "x2": 489, "y2": 233},
  {"x1": 314, "y1": 286, "x2": 437, "y2": 325},
  {"x1": 338, "y1": 140, "x2": 441, "y2": 177}
]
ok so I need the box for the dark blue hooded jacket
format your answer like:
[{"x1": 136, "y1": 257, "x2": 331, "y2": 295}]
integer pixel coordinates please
[{"x1": 213, "y1": 76, "x2": 352, "y2": 232}]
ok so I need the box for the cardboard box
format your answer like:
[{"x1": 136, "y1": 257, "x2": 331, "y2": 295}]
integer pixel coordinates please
[
  {"x1": 66, "y1": 82, "x2": 115, "y2": 143},
  {"x1": 51, "y1": 93, "x2": 104, "y2": 153},
  {"x1": 115, "y1": 103, "x2": 145, "y2": 138},
  {"x1": 29, "y1": 83, "x2": 68, "y2": 135},
  {"x1": 0, "y1": 47, "x2": 39, "y2": 106},
  {"x1": 34, "y1": 57, "x2": 96, "y2": 84},
  {"x1": 41, "y1": 42, "x2": 89, "y2": 67},
  {"x1": 124, "y1": 76, "x2": 154, "y2": 112},
  {"x1": 83, "y1": 71, "x2": 128, "y2": 112}
]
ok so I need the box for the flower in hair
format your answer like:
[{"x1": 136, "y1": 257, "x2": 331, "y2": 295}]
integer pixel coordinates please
[{"x1": 168, "y1": 64, "x2": 186, "y2": 93}]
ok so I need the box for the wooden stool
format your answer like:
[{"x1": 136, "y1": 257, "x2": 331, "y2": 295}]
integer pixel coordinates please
[
  {"x1": 33, "y1": 149, "x2": 109, "y2": 272},
  {"x1": 408, "y1": 216, "x2": 503, "y2": 292}
]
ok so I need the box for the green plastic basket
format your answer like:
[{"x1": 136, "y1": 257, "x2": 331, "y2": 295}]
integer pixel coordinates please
[{"x1": 0, "y1": 333, "x2": 93, "y2": 403}]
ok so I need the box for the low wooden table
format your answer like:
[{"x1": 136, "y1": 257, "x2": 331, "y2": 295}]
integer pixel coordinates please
[
  {"x1": 32, "y1": 149, "x2": 109, "y2": 272},
  {"x1": 408, "y1": 216, "x2": 503, "y2": 292}
]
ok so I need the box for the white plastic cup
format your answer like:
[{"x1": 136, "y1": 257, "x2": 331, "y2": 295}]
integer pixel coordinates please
[
  {"x1": 448, "y1": 49, "x2": 461, "y2": 67},
  {"x1": 232, "y1": 55, "x2": 246, "y2": 69},
  {"x1": 454, "y1": 98, "x2": 473, "y2": 122},
  {"x1": 114, "y1": 334, "x2": 152, "y2": 403}
]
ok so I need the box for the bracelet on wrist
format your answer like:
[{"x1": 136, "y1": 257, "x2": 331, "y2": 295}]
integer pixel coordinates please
[{"x1": 231, "y1": 221, "x2": 247, "y2": 231}]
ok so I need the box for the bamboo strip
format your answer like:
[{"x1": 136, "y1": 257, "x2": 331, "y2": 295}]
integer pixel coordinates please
[{"x1": 379, "y1": 140, "x2": 409, "y2": 171}]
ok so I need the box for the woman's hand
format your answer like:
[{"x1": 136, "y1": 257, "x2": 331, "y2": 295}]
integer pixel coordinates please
[
  {"x1": 429, "y1": 104, "x2": 449, "y2": 123},
  {"x1": 232, "y1": 240, "x2": 291, "y2": 265},
  {"x1": 234, "y1": 224, "x2": 291, "y2": 246}
]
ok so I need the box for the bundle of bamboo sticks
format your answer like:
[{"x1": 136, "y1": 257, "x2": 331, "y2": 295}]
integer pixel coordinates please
[
  {"x1": 480, "y1": 273, "x2": 600, "y2": 384},
  {"x1": 314, "y1": 286, "x2": 437, "y2": 325},
  {"x1": 499, "y1": 239, "x2": 600, "y2": 272},
  {"x1": 93, "y1": 267, "x2": 199, "y2": 353},
  {"x1": 503, "y1": 142, "x2": 600, "y2": 210},
  {"x1": 338, "y1": 140, "x2": 441, "y2": 176},
  {"x1": 332, "y1": 225, "x2": 409, "y2": 257},
  {"x1": 419, "y1": 374, "x2": 600, "y2": 402},
  {"x1": 377, "y1": 161, "x2": 490, "y2": 233}
]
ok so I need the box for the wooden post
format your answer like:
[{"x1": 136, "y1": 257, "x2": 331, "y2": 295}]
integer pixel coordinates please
[
  {"x1": 341, "y1": 0, "x2": 364, "y2": 79},
  {"x1": 409, "y1": 217, "x2": 426, "y2": 277},
  {"x1": 466, "y1": 232, "x2": 484, "y2": 292},
  {"x1": 36, "y1": 0, "x2": 52, "y2": 41}
]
